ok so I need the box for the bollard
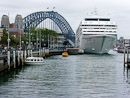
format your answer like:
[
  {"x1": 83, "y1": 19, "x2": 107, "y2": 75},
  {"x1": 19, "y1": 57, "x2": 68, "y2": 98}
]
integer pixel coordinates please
[{"x1": 13, "y1": 51, "x2": 16, "y2": 68}]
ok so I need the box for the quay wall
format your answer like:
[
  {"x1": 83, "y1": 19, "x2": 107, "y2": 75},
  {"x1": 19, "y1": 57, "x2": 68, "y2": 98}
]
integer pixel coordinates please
[
  {"x1": 0, "y1": 49, "x2": 50, "y2": 76},
  {"x1": 0, "y1": 48, "x2": 83, "y2": 76}
]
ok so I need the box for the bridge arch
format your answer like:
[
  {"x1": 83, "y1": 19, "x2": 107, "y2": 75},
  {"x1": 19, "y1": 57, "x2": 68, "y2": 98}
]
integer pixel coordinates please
[{"x1": 23, "y1": 11, "x2": 75, "y2": 42}]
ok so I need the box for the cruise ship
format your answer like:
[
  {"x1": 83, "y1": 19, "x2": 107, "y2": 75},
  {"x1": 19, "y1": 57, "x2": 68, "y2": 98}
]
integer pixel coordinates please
[{"x1": 76, "y1": 10, "x2": 117, "y2": 54}]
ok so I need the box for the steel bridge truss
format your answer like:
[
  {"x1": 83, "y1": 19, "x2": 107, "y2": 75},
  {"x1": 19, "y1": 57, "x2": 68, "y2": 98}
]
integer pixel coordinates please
[{"x1": 23, "y1": 11, "x2": 75, "y2": 42}]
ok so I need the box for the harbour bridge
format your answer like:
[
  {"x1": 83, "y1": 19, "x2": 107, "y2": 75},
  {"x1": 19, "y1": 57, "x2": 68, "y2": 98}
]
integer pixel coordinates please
[{"x1": 23, "y1": 11, "x2": 75, "y2": 45}]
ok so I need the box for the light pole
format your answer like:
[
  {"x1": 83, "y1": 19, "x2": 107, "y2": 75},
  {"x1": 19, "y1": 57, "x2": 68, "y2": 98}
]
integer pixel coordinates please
[
  {"x1": 19, "y1": 29, "x2": 21, "y2": 52},
  {"x1": 36, "y1": 30, "x2": 38, "y2": 49},
  {"x1": 21, "y1": 41, "x2": 24, "y2": 50},
  {"x1": 7, "y1": 29, "x2": 10, "y2": 50},
  {"x1": 26, "y1": 41, "x2": 28, "y2": 50},
  {"x1": 29, "y1": 29, "x2": 31, "y2": 49},
  {"x1": 7, "y1": 26, "x2": 10, "y2": 69},
  {"x1": 48, "y1": 34, "x2": 49, "y2": 49},
  {"x1": 40, "y1": 30, "x2": 41, "y2": 49}
]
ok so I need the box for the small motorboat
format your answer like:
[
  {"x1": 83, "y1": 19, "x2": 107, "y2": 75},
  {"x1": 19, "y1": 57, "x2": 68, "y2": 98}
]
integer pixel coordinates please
[
  {"x1": 24, "y1": 57, "x2": 44, "y2": 65},
  {"x1": 62, "y1": 52, "x2": 69, "y2": 57}
]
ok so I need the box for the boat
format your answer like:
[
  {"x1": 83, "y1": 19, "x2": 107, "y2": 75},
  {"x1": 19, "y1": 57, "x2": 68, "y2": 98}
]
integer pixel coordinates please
[
  {"x1": 75, "y1": 9, "x2": 117, "y2": 54},
  {"x1": 62, "y1": 52, "x2": 69, "y2": 57},
  {"x1": 117, "y1": 46, "x2": 130, "y2": 53},
  {"x1": 24, "y1": 57, "x2": 44, "y2": 65},
  {"x1": 117, "y1": 46, "x2": 124, "y2": 53}
]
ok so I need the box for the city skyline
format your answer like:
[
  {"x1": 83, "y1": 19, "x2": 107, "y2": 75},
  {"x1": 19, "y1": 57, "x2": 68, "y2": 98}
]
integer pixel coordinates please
[{"x1": 0, "y1": 0, "x2": 130, "y2": 38}]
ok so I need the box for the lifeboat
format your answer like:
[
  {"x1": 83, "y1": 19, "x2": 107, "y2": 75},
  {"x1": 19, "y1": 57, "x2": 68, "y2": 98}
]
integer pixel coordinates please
[{"x1": 62, "y1": 52, "x2": 69, "y2": 57}]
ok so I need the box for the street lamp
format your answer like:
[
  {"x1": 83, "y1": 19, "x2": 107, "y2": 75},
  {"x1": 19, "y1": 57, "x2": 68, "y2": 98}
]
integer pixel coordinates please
[
  {"x1": 29, "y1": 29, "x2": 31, "y2": 49},
  {"x1": 21, "y1": 41, "x2": 24, "y2": 50},
  {"x1": 36, "y1": 30, "x2": 39, "y2": 49},
  {"x1": 19, "y1": 29, "x2": 21, "y2": 51},
  {"x1": 7, "y1": 27, "x2": 10, "y2": 51},
  {"x1": 26, "y1": 41, "x2": 28, "y2": 49},
  {"x1": 7, "y1": 32, "x2": 10, "y2": 50},
  {"x1": 40, "y1": 30, "x2": 41, "y2": 49}
]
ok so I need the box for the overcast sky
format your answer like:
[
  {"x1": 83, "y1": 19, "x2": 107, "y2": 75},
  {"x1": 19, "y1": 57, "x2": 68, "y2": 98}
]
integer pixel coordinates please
[{"x1": 0, "y1": 0, "x2": 130, "y2": 39}]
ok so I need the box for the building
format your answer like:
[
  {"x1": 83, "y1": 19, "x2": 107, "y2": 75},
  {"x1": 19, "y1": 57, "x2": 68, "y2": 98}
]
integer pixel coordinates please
[
  {"x1": 0, "y1": 29, "x2": 3, "y2": 41},
  {"x1": 9, "y1": 23, "x2": 15, "y2": 28},
  {"x1": 0, "y1": 14, "x2": 24, "y2": 39},
  {"x1": 1, "y1": 15, "x2": 10, "y2": 28},
  {"x1": 8, "y1": 28, "x2": 23, "y2": 38},
  {"x1": 15, "y1": 15, "x2": 23, "y2": 29},
  {"x1": 0, "y1": 29, "x2": 3, "y2": 37}
]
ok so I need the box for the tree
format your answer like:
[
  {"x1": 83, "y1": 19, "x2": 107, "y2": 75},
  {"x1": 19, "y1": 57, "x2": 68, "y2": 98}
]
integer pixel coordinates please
[
  {"x1": 27, "y1": 27, "x2": 58, "y2": 47},
  {"x1": 0, "y1": 29, "x2": 21, "y2": 47}
]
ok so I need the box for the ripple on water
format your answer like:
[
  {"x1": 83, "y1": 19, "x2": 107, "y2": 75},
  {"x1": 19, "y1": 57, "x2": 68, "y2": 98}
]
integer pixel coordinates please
[{"x1": 0, "y1": 52, "x2": 130, "y2": 98}]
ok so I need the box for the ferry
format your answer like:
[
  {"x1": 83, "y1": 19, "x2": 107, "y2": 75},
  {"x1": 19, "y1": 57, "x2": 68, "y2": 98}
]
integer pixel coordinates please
[
  {"x1": 75, "y1": 9, "x2": 117, "y2": 54},
  {"x1": 24, "y1": 57, "x2": 44, "y2": 65},
  {"x1": 62, "y1": 52, "x2": 69, "y2": 57}
]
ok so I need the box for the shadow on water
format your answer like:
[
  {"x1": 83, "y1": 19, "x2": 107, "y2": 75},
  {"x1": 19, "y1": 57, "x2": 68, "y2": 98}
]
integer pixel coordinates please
[
  {"x1": 0, "y1": 66, "x2": 29, "y2": 86},
  {"x1": 82, "y1": 51, "x2": 116, "y2": 58}
]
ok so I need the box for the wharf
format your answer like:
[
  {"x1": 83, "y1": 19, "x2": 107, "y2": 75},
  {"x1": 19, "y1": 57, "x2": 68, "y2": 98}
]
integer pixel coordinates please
[
  {"x1": 0, "y1": 48, "x2": 84, "y2": 76},
  {"x1": 0, "y1": 49, "x2": 49, "y2": 76},
  {"x1": 123, "y1": 40, "x2": 130, "y2": 68},
  {"x1": 49, "y1": 48, "x2": 84, "y2": 55}
]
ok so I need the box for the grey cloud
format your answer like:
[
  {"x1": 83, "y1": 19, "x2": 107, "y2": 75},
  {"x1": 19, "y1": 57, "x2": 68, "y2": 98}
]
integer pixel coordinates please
[{"x1": 0, "y1": 0, "x2": 130, "y2": 38}]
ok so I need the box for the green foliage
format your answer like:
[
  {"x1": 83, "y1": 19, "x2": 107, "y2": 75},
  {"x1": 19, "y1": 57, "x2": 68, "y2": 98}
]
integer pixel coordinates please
[
  {"x1": 0, "y1": 30, "x2": 19, "y2": 47},
  {"x1": 0, "y1": 27, "x2": 59, "y2": 47},
  {"x1": 3, "y1": 28, "x2": 7, "y2": 36},
  {"x1": 25, "y1": 27, "x2": 58, "y2": 47},
  {"x1": 10, "y1": 36, "x2": 19, "y2": 46}
]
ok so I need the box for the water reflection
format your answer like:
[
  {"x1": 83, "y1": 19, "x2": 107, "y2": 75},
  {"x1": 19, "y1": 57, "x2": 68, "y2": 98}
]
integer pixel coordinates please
[
  {"x1": 0, "y1": 52, "x2": 130, "y2": 98},
  {"x1": 0, "y1": 67, "x2": 23, "y2": 85},
  {"x1": 126, "y1": 68, "x2": 130, "y2": 84}
]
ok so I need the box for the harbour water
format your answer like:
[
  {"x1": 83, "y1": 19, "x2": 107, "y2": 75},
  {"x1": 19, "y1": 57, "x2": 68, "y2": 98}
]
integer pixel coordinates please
[{"x1": 0, "y1": 51, "x2": 130, "y2": 98}]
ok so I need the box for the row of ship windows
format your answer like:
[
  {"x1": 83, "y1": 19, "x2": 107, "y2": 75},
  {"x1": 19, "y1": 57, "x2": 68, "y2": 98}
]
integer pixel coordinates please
[
  {"x1": 82, "y1": 28, "x2": 116, "y2": 30},
  {"x1": 85, "y1": 19, "x2": 110, "y2": 21},
  {"x1": 83, "y1": 31, "x2": 116, "y2": 32},
  {"x1": 81, "y1": 25, "x2": 117, "y2": 27}
]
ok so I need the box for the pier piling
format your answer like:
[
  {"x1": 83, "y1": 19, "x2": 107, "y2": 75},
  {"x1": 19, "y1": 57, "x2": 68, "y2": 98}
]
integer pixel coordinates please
[
  {"x1": 7, "y1": 51, "x2": 10, "y2": 70},
  {"x1": 124, "y1": 48, "x2": 125, "y2": 66},
  {"x1": 1, "y1": 48, "x2": 81, "y2": 76},
  {"x1": 13, "y1": 51, "x2": 16, "y2": 68}
]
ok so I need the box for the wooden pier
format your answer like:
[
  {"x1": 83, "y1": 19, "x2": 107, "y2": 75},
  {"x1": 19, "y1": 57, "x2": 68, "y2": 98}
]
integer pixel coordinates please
[
  {"x1": 0, "y1": 49, "x2": 49, "y2": 76},
  {"x1": 124, "y1": 47, "x2": 130, "y2": 68},
  {"x1": 123, "y1": 39, "x2": 130, "y2": 68},
  {"x1": 0, "y1": 48, "x2": 84, "y2": 76}
]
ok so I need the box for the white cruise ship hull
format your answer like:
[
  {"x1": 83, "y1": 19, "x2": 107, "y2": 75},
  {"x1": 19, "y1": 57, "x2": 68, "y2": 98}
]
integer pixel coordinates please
[{"x1": 80, "y1": 35, "x2": 116, "y2": 54}]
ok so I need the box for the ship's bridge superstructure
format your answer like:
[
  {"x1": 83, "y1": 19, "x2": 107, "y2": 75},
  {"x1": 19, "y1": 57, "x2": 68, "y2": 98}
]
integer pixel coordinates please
[{"x1": 80, "y1": 16, "x2": 117, "y2": 35}]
